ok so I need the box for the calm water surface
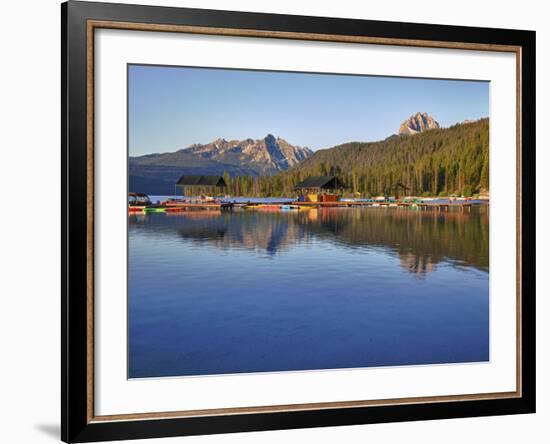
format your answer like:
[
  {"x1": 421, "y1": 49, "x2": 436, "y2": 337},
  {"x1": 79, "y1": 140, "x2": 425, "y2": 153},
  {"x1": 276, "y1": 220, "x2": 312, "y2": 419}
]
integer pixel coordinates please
[{"x1": 128, "y1": 207, "x2": 489, "y2": 378}]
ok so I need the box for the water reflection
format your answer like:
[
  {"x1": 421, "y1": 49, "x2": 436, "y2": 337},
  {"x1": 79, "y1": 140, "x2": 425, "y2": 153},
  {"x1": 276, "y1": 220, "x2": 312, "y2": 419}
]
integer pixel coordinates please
[
  {"x1": 128, "y1": 206, "x2": 489, "y2": 378},
  {"x1": 129, "y1": 206, "x2": 488, "y2": 275}
]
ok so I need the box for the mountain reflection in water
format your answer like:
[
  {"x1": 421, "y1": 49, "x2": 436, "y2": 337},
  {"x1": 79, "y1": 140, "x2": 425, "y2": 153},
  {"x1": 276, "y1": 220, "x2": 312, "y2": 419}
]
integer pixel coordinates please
[
  {"x1": 128, "y1": 206, "x2": 489, "y2": 378},
  {"x1": 129, "y1": 207, "x2": 488, "y2": 275}
]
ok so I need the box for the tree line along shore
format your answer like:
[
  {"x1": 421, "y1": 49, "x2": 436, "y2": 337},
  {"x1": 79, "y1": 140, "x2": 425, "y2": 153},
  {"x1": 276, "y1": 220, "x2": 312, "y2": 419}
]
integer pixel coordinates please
[{"x1": 219, "y1": 119, "x2": 489, "y2": 198}]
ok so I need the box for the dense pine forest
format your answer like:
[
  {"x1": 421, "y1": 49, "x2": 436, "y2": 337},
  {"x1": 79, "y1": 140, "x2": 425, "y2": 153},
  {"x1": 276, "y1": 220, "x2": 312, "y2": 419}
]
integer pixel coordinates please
[{"x1": 220, "y1": 119, "x2": 489, "y2": 197}]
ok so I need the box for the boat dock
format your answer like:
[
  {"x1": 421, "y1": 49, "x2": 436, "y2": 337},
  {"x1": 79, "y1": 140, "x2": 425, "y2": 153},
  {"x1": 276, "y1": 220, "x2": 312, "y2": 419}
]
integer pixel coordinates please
[
  {"x1": 288, "y1": 201, "x2": 482, "y2": 210},
  {"x1": 164, "y1": 202, "x2": 235, "y2": 211},
  {"x1": 130, "y1": 195, "x2": 486, "y2": 215},
  {"x1": 133, "y1": 202, "x2": 235, "y2": 214}
]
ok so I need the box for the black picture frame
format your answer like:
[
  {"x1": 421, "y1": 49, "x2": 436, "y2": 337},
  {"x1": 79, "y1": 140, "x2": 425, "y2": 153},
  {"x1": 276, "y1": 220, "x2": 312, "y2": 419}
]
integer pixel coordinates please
[{"x1": 62, "y1": 1, "x2": 536, "y2": 442}]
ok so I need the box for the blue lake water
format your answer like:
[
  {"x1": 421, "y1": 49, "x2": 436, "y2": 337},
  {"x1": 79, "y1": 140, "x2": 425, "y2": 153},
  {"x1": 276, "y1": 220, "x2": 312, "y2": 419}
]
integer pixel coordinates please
[{"x1": 128, "y1": 206, "x2": 489, "y2": 378}]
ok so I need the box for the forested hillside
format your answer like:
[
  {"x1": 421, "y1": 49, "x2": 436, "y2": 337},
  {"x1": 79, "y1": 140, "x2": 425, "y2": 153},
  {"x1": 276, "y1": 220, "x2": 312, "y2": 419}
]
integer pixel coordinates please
[{"x1": 221, "y1": 119, "x2": 489, "y2": 197}]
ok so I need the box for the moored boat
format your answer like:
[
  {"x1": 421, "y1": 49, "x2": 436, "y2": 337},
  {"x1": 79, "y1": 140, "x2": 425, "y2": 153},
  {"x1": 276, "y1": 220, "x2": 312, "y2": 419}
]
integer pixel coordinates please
[
  {"x1": 143, "y1": 205, "x2": 166, "y2": 213},
  {"x1": 256, "y1": 204, "x2": 282, "y2": 211},
  {"x1": 128, "y1": 192, "x2": 152, "y2": 213}
]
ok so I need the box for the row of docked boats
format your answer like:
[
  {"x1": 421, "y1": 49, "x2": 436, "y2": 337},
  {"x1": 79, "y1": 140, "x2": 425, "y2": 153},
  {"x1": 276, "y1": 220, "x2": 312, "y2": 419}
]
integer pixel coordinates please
[
  {"x1": 245, "y1": 204, "x2": 308, "y2": 211},
  {"x1": 128, "y1": 193, "x2": 232, "y2": 214},
  {"x1": 129, "y1": 193, "x2": 488, "y2": 214},
  {"x1": 128, "y1": 193, "x2": 314, "y2": 214}
]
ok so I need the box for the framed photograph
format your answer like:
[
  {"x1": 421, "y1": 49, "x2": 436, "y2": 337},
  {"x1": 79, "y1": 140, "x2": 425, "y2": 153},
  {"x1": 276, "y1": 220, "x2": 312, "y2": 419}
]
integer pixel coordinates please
[{"x1": 62, "y1": 1, "x2": 536, "y2": 442}]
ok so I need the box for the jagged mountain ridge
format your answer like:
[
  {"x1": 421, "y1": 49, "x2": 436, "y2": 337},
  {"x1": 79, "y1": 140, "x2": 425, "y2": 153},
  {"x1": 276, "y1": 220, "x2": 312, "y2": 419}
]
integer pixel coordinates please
[
  {"x1": 183, "y1": 134, "x2": 312, "y2": 175},
  {"x1": 129, "y1": 135, "x2": 313, "y2": 194}
]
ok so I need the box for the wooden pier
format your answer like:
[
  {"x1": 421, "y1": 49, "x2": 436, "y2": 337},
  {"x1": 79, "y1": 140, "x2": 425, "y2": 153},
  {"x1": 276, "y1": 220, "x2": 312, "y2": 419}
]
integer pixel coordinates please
[
  {"x1": 164, "y1": 202, "x2": 234, "y2": 211},
  {"x1": 132, "y1": 199, "x2": 486, "y2": 215},
  {"x1": 289, "y1": 201, "x2": 482, "y2": 211},
  {"x1": 131, "y1": 202, "x2": 235, "y2": 214}
]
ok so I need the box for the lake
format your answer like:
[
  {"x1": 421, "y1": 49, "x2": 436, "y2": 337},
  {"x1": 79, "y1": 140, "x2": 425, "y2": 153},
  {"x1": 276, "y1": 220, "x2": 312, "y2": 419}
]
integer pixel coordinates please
[{"x1": 128, "y1": 206, "x2": 489, "y2": 378}]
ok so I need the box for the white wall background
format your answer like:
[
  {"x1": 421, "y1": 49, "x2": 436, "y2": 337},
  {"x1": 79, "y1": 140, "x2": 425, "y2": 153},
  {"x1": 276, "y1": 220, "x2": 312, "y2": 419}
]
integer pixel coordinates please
[{"x1": 0, "y1": 0, "x2": 547, "y2": 443}]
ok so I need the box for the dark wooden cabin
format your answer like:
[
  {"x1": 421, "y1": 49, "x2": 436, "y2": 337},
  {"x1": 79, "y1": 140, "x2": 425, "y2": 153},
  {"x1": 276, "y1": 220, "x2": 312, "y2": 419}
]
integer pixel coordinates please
[
  {"x1": 294, "y1": 176, "x2": 346, "y2": 192},
  {"x1": 175, "y1": 175, "x2": 227, "y2": 196}
]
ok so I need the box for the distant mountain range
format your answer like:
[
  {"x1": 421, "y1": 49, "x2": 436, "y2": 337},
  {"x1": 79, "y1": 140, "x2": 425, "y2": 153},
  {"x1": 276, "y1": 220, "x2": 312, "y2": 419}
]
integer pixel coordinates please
[
  {"x1": 129, "y1": 134, "x2": 312, "y2": 194},
  {"x1": 129, "y1": 113, "x2": 486, "y2": 196}
]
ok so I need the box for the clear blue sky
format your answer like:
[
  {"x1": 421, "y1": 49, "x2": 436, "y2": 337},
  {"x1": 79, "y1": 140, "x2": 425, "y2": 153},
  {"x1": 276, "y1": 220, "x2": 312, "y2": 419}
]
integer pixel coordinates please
[{"x1": 129, "y1": 64, "x2": 489, "y2": 156}]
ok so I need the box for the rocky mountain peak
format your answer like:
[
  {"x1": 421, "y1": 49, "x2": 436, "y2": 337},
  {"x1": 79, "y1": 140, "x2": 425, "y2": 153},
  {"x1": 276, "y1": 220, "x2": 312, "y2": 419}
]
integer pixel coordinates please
[
  {"x1": 399, "y1": 112, "x2": 440, "y2": 135},
  {"x1": 180, "y1": 134, "x2": 313, "y2": 175}
]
